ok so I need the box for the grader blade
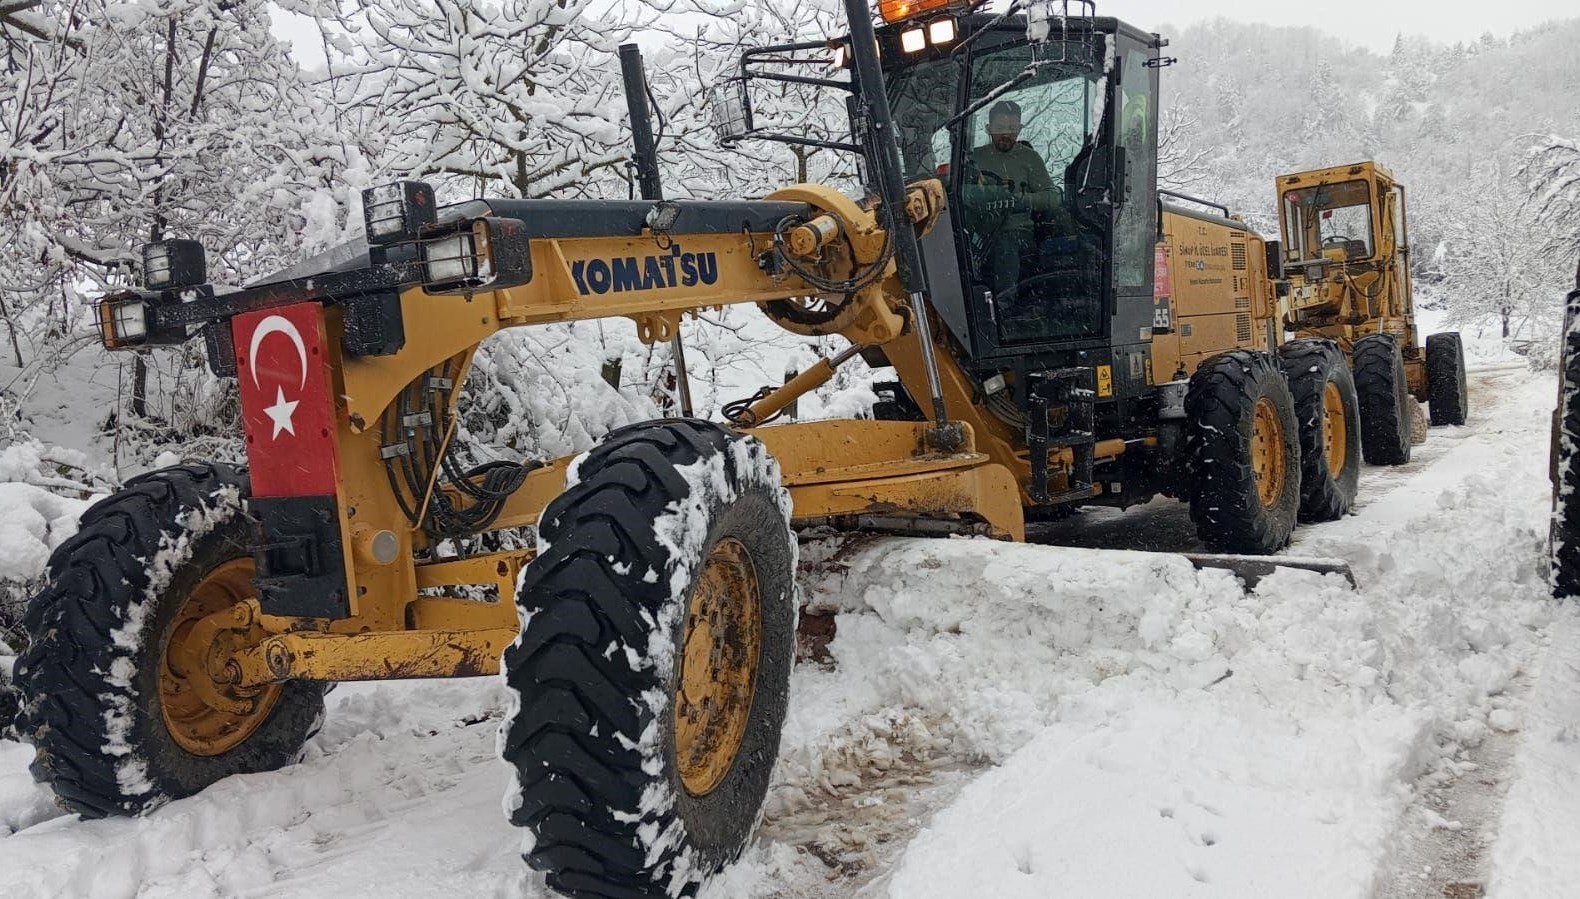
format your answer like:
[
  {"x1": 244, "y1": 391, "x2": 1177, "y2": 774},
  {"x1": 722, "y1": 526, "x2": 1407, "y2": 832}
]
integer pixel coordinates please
[{"x1": 1180, "y1": 553, "x2": 1358, "y2": 589}]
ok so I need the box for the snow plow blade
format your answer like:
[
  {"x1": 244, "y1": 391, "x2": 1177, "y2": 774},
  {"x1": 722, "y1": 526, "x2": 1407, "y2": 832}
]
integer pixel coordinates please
[{"x1": 1180, "y1": 553, "x2": 1357, "y2": 589}]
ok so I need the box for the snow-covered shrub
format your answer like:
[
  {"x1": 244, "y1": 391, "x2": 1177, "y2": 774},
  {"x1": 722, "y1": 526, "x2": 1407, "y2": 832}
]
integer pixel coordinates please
[{"x1": 0, "y1": 442, "x2": 108, "y2": 652}]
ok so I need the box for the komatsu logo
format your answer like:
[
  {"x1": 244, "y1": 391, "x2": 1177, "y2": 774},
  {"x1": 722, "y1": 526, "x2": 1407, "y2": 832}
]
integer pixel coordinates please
[{"x1": 570, "y1": 245, "x2": 719, "y2": 296}]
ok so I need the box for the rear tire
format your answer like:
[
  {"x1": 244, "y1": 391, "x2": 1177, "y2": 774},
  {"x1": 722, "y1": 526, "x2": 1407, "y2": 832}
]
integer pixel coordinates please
[
  {"x1": 1426, "y1": 332, "x2": 1469, "y2": 426},
  {"x1": 11, "y1": 464, "x2": 325, "y2": 818},
  {"x1": 1279, "y1": 339, "x2": 1361, "y2": 522},
  {"x1": 1353, "y1": 334, "x2": 1413, "y2": 465},
  {"x1": 1185, "y1": 351, "x2": 1302, "y2": 554},
  {"x1": 500, "y1": 420, "x2": 796, "y2": 898}
]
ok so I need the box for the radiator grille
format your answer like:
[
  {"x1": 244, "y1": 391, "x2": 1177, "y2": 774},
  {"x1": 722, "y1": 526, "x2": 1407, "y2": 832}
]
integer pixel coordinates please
[
  {"x1": 1231, "y1": 243, "x2": 1248, "y2": 270},
  {"x1": 1235, "y1": 295, "x2": 1251, "y2": 309},
  {"x1": 1236, "y1": 314, "x2": 1253, "y2": 342}
]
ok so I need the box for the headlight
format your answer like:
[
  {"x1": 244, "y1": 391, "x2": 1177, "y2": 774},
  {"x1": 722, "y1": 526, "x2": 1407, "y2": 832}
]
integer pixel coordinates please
[
  {"x1": 362, "y1": 181, "x2": 438, "y2": 246},
  {"x1": 900, "y1": 27, "x2": 926, "y2": 53},
  {"x1": 419, "y1": 218, "x2": 531, "y2": 293},
  {"x1": 424, "y1": 231, "x2": 478, "y2": 287},
  {"x1": 707, "y1": 80, "x2": 752, "y2": 145},
  {"x1": 95, "y1": 294, "x2": 149, "y2": 349},
  {"x1": 142, "y1": 239, "x2": 206, "y2": 291}
]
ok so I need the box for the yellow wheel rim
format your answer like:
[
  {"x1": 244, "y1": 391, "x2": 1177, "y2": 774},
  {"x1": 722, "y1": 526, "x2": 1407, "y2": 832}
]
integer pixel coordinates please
[
  {"x1": 1323, "y1": 381, "x2": 1348, "y2": 479},
  {"x1": 159, "y1": 558, "x2": 281, "y2": 756},
  {"x1": 674, "y1": 537, "x2": 762, "y2": 797},
  {"x1": 1251, "y1": 397, "x2": 1288, "y2": 509}
]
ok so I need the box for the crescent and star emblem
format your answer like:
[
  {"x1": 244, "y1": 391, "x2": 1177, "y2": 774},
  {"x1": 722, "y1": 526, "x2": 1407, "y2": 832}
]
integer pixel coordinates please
[{"x1": 248, "y1": 315, "x2": 309, "y2": 440}]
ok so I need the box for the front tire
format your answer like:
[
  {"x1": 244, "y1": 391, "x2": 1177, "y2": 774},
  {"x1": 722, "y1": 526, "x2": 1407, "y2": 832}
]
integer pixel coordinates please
[
  {"x1": 12, "y1": 464, "x2": 325, "y2": 817},
  {"x1": 501, "y1": 420, "x2": 796, "y2": 898},
  {"x1": 1185, "y1": 351, "x2": 1303, "y2": 554},
  {"x1": 1353, "y1": 334, "x2": 1413, "y2": 465},
  {"x1": 1426, "y1": 332, "x2": 1469, "y2": 426},
  {"x1": 1279, "y1": 339, "x2": 1361, "y2": 522}
]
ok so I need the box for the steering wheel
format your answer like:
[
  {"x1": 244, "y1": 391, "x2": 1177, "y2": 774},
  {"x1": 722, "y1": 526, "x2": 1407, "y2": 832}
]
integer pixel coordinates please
[
  {"x1": 1322, "y1": 234, "x2": 1349, "y2": 246},
  {"x1": 960, "y1": 168, "x2": 1023, "y2": 236}
]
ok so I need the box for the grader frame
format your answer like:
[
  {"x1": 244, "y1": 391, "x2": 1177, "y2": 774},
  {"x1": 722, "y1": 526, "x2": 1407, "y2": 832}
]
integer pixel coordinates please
[{"x1": 173, "y1": 180, "x2": 1024, "y2": 692}]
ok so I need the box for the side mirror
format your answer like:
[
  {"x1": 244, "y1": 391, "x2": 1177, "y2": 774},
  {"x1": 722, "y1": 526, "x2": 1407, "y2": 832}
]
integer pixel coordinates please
[{"x1": 707, "y1": 79, "x2": 753, "y2": 146}]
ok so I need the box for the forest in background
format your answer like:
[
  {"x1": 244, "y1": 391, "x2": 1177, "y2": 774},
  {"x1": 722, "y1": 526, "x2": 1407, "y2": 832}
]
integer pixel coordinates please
[{"x1": 1157, "y1": 16, "x2": 1580, "y2": 342}]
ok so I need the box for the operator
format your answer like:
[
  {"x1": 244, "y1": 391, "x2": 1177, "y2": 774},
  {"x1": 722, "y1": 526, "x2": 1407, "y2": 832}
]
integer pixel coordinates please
[{"x1": 968, "y1": 100, "x2": 1067, "y2": 302}]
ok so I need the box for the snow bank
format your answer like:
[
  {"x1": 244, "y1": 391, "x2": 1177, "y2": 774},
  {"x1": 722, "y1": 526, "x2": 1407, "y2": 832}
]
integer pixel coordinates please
[
  {"x1": 717, "y1": 369, "x2": 1554, "y2": 896},
  {"x1": 0, "y1": 440, "x2": 104, "y2": 652}
]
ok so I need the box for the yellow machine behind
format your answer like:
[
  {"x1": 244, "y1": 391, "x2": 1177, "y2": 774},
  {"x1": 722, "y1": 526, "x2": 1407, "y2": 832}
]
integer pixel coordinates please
[{"x1": 1275, "y1": 161, "x2": 1469, "y2": 464}]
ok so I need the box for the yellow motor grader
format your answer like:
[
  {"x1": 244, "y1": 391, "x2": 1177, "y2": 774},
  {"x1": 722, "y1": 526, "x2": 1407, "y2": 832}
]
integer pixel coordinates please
[
  {"x1": 9, "y1": 2, "x2": 1358, "y2": 896},
  {"x1": 1274, "y1": 161, "x2": 1470, "y2": 465}
]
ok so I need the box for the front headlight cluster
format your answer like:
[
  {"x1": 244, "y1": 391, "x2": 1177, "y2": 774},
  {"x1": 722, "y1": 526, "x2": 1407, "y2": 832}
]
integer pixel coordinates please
[{"x1": 357, "y1": 181, "x2": 531, "y2": 293}]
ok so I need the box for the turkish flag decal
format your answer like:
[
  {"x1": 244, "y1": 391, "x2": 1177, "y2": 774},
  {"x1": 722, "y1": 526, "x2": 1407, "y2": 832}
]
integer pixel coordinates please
[{"x1": 233, "y1": 302, "x2": 340, "y2": 498}]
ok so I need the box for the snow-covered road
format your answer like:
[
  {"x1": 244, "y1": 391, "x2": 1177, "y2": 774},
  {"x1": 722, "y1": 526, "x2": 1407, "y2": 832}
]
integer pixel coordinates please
[{"x1": 0, "y1": 362, "x2": 1567, "y2": 899}]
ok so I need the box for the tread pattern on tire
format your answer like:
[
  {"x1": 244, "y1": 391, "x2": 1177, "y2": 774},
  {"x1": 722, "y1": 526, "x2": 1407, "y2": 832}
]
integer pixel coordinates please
[
  {"x1": 1184, "y1": 350, "x2": 1302, "y2": 554},
  {"x1": 1426, "y1": 332, "x2": 1469, "y2": 426},
  {"x1": 1353, "y1": 334, "x2": 1412, "y2": 466},
  {"x1": 11, "y1": 463, "x2": 324, "y2": 818},
  {"x1": 500, "y1": 419, "x2": 794, "y2": 899},
  {"x1": 1279, "y1": 338, "x2": 1361, "y2": 522},
  {"x1": 1553, "y1": 290, "x2": 1580, "y2": 598}
]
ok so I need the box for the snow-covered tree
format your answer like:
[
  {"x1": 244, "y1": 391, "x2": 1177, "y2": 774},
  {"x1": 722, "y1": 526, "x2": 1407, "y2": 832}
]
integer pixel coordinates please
[{"x1": 1, "y1": 0, "x2": 363, "y2": 441}]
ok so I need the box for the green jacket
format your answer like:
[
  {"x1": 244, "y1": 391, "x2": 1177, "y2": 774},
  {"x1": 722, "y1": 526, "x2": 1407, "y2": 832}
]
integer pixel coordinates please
[{"x1": 970, "y1": 142, "x2": 1060, "y2": 232}]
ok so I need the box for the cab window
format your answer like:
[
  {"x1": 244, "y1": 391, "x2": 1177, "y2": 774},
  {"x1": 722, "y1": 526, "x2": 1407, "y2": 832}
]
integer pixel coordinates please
[{"x1": 1283, "y1": 180, "x2": 1374, "y2": 262}]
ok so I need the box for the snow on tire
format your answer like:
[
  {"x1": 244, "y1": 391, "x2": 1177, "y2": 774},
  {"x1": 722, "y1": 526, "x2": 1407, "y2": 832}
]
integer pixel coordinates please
[
  {"x1": 11, "y1": 463, "x2": 325, "y2": 817},
  {"x1": 1426, "y1": 332, "x2": 1469, "y2": 426},
  {"x1": 1353, "y1": 333, "x2": 1413, "y2": 466},
  {"x1": 1552, "y1": 279, "x2": 1580, "y2": 599},
  {"x1": 500, "y1": 420, "x2": 796, "y2": 898},
  {"x1": 1278, "y1": 338, "x2": 1361, "y2": 522},
  {"x1": 1184, "y1": 350, "x2": 1302, "y2": 554}
]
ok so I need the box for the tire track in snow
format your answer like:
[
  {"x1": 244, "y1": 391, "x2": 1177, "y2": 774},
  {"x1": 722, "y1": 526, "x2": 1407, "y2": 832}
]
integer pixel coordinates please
[{"x1": 1331, "y1": 365, "x2": 1550, "y2": 899}]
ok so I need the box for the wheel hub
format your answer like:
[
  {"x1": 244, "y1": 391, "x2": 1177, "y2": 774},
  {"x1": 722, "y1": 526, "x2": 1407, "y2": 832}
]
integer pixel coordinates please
[
  {"x1": 1322, "y1": 380, "x2": 1347, "y2": 479},
  {"x1": 674, "y1": 537, "x2": 762, "y2": 797},
  {"x1": 159, "y1": 558, "x2": 282, "y2": 756},
  {"x1": 1251, "y1": 396, "x2": 1288, "y2": 508}
]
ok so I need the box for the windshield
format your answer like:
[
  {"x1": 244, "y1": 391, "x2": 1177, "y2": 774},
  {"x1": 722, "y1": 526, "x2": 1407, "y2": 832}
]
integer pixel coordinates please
[
  {"x1": 888, "y1": 35, "x2": 1111, "y2": 345},
  {"x1": 1283, "y1": 180, "x2": 1374, "y2": 263}
]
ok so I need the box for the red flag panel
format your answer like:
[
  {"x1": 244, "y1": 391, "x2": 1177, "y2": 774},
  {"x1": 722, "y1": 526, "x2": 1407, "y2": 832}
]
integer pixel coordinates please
[{"x1": 232, "y1": 302, "x2": 341, "y2": 498}]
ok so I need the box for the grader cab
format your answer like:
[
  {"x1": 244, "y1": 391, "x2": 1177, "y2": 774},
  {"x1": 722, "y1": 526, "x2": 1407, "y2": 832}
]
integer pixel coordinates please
[
  {"x1": 10, "y1": 2, "x2": 1360, "y2": 897},
  {"x1": 1275, "y1": 161, "x2": 1470, "y2": 465}
]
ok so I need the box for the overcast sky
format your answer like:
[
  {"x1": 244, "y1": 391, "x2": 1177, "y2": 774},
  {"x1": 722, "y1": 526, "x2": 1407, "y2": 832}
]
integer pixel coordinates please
[
  {"x1": 1099, "y1": 0, "x2": 1576, "y2": 51},
  {"x1": 271, "y1": 1, "x2": 1578, "y2": 66}
]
